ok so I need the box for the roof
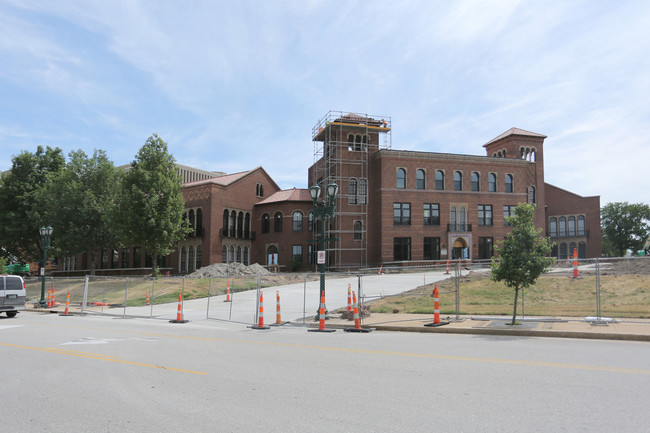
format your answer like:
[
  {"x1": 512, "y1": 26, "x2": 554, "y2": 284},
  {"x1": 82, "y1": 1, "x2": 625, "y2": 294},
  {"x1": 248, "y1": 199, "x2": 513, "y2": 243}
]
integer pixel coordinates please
[
  {"x1": 182, "y1": 166, "x2": 279, "y2": 191},
  {"x1": 256, "y1": 188, "x2": 312, "y2": 205},
  {"x1": 483, "y1": 128, "x2": 547, "y2": 147}
]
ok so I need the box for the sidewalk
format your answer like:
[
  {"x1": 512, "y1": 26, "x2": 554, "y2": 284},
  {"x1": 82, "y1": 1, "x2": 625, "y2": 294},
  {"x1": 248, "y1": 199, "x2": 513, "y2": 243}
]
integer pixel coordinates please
[{"x1": 312, "y1": 313, "x2": 650, "y2": 341}]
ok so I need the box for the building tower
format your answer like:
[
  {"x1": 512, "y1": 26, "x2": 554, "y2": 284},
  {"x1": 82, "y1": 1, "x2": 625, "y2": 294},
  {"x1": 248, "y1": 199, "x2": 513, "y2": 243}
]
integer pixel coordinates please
[{"x1": 309, "y1": 111, "x2": 391, "y2": 269}]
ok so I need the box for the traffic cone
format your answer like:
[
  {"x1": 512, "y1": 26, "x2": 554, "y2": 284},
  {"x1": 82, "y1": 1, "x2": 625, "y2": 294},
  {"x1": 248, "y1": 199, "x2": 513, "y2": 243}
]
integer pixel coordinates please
[
  {"x1": 378, "y1": 265, "x2": 383, "y2": 275},
  {"x1": 52, "y1": 287, "x2": 57, "y2": 306},
  {"x1": 445, "y1": 260, "x2": 450, "y2": 275},
  {"x1": 345, "y1": 290, "x2": 374, "y2": 333},
  {"x1": 424, "y1": 285, "x2": 449, "y2": 327},
  {"x1": 251, "y1": 291, "x2": 270, "y2": 329},
  {"x1": 572, "y1": 248, "x2": 580, "y2": 279},
  {"x1": 47, "y1": 288, "x2": 52, "y2": 307},
  {"x1": 271, "y1": 291, "x2": 287, "y2": 326},
  {"x1": 169, "y1": 290, "x2": 189, "y2": 323},
  {"x1": 308, "y1": 293, "x2": 336, "y2": 333},
  {"x1": 59, "y1": 291, "x2": 71, "y2": 316},
  {"x1": 145, "y1": 292, "x2": 150, "y2": 306},
  {"x1": 224, "y1": 281, "x2": 232, "y2": 302},
  {"x1": 347, "y1": 284, "x2": 352, "y2": 313}
]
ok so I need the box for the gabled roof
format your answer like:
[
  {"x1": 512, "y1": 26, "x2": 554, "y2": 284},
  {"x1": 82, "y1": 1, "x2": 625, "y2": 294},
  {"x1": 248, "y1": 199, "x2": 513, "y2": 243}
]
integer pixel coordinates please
[
  {"x1": 256, "y1": 188, "x2": 312, "y2": 205},
  {"x1": 183, "y1": 166, "x2": 280, "y2": 190},
  {"x1": 483, "y1": 128, "x2": 547, "y2": 147}
]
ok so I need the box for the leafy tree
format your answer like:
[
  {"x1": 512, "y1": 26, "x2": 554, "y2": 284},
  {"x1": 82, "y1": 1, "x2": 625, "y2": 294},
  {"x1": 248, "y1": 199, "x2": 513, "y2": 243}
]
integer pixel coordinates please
[
  {"x1": 38, "y1": 149, "x2": 122, "y2": 273},
  {"x1": 0, "y1": 256, "x2": 7, "y2": 274},
  {"x1": 601, "y1": 202, "x2": 650, "y2": 256},
  {"x1": 115, "y1": 134, "x2": 188, "y2": 275},
  {"x1": 0, "y1": 146, "x2": 65, "y2": 262},
  {"x1": 491, "y1": 203, "x2": 555, "y2": 325}
]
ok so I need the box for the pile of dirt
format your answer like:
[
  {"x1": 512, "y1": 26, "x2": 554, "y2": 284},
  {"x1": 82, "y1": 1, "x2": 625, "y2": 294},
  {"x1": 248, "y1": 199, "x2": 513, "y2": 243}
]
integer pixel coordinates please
[
  {"x1": 600, "y1": 258, "x2": 650, "y2": 276},
  {"x1": 187, "y1": 262, "x2": 272, "y2": 278}
]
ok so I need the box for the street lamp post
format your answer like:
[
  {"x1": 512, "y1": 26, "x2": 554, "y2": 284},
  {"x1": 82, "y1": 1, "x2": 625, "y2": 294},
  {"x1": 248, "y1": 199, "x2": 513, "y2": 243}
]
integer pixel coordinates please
[
  {"x1": 308, "y1": 183, "x2": 338, "y2": 320},
  {"x1": 39, "y1": 226, "x2": 53, "y2": 308}
]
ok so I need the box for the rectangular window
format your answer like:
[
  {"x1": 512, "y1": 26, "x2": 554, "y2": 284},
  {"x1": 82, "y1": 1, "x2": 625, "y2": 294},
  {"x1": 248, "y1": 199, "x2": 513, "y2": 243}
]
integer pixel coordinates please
[
  {"x1": 423, "y1": 237, "x2": 441, "y2": 260},
  {"x1": 478, "y1": 237, "x2": 494, "y2": 259},
  {"x1": 503, "y1": 205, "x2": 514, "y2": 226},
  {"x1": 423, "y1": 203, "x2": 440, "y2": 226},
  {"x1": 121, "y1": 248, "x2": 130, "y2": 268},
  {"x1": 133, "y1": 247, "x2": 141, "y2": 268},
  {"x1": 393, "y1": 237, "x2": 411, "y2": 261},
  {"x1": 292, "y1": 245, "x2": 303, "y2": 263},
  {"x1": 478, "y1": 205, "x2": 493, "y2": 226},
  {"x1": 393, "y1": 203, "x2": 411, "y2": 225}
]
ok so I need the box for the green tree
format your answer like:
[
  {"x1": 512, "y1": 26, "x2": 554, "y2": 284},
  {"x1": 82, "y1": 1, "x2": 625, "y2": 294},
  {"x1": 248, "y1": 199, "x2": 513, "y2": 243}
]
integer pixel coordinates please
[
  {"x1": 0, "y1": 146, "x2": 65, "y2": 262},
  {"x1": 0, "y1": 256, "x2": 7, "y2": 274},
  {"x1": 38, "y1": 149, "x2": 122, "y2": 273},
  {"x1": 601, "y1": 202, "x2": 650, "y2": 256},
  {"x1": 115, "y1": 134, "x2": 188, "y2": 275},
  {"x1": 491, "y1": 203, "x2": 555, "y2": 325}
]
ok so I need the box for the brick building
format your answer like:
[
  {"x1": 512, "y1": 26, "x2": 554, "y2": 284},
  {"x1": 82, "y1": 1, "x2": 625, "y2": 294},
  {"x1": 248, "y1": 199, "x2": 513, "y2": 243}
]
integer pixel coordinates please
[{"x1": 59, "y1": 111, "x2": 601, "y2": 275}]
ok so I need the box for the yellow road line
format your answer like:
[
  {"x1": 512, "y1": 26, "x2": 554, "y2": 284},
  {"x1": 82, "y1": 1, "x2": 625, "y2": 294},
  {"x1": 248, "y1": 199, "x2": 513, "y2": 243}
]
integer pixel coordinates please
[{"x1": 0, "y1": 342, "x2": 206, "y2": 375}]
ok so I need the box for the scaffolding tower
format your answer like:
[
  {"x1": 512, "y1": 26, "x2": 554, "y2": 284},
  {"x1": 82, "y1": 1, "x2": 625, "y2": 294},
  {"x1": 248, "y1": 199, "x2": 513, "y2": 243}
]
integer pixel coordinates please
[{"x1": 311, "y1": 111, "x2": 392, "y2": 269}]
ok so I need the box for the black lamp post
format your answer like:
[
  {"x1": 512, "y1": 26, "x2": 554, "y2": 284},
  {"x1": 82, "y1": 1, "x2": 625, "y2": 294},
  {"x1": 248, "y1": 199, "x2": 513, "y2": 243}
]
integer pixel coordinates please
[
  {"x1": 309, "y1": 182, "x2": 338, "y2": 320},
  {"x1": 39, "y1": 226, "x2": 53, "y2": 308}
]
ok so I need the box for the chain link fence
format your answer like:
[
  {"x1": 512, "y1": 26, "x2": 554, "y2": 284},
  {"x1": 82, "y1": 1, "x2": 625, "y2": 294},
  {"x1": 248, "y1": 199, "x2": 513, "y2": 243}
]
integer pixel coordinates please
[{"x1": 23, "y1": 256, "x2": 650, "y2": 324}]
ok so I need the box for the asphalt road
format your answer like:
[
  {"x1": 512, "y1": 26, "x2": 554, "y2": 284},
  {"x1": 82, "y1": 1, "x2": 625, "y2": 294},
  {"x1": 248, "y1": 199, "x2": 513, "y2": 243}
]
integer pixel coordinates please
[{"x1": 2, "y1": 312, "x2": 649, "y2": 432}]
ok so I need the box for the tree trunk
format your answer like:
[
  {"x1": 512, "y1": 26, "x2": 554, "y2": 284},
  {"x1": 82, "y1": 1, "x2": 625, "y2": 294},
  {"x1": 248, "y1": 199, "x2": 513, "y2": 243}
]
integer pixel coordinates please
[{"x1": 511, "y1": 286, "x2": 519, "y2": 325}]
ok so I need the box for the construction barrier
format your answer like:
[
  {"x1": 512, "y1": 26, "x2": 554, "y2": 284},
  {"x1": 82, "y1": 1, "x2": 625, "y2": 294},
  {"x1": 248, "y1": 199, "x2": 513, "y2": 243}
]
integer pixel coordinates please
[
  {"x1": 271, "y1": 290, "x2": 287, "y2": 326},
  {"x1": 347, "y1": 284, "x2": 352, "y2": 312},
  {"x1": 308, "y1": 293, "x2": 336, "y2": 333},
  {"x1": 224, "y1": 281, "x2": 232, "y2": 302},
  {"x1": 445, "y1": 260, "x2": 450, "y2": 275},
  {"x1": 572, "y1": 248, "x2": 580, "y2": 279},
  {"x1": 145, "y1": 292, "x2": 150, "y2": 306},
  {"x1": 251, "y1": 291, "x2": 270, "y2": 329},
  {"x1": 344, "y1": 291, "x2": 374, "y2": 333},
  {"x1": 424, "y1": 284, "x2": 449, "y2": 327},
  {"x1": 59, "y1": 291, "x2": 71, "y2": 317}
]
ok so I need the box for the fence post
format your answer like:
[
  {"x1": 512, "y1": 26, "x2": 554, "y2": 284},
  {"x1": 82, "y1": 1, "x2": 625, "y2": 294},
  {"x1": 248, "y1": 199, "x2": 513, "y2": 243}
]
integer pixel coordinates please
[
  {"x1": 228, "y1": 277, "x2": 233, "y2": 321},
  {"x1": 81, "y1": 275, "x2": 89, "y2": 312},
  {"x1": 206, "y1": 277, "x2": 212, "y2": 319},
  {"x1": 455, "y1": 262, "x2": 461, "y2": 321},
  {"x1": 150, "y1": 277, "x2": 155, "y2": 318},
  {"x1": 123, "y1": 277, "x2": 129, "y2": 319},
  {"x1": 591, "y1": 258, "x2": 608, "y2": 326},
  {"x1": 302, "y1": 273, "x2": 307, "y2": 325}
]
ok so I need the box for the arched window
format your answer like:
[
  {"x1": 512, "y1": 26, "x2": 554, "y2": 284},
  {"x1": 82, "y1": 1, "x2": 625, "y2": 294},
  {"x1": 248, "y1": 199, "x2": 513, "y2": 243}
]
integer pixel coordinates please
[
  {"x1": 237, "y1": 246, "x2": 242, "y2": 263},
  {"x1": 397, "y1": 168, "x2": 406, "y2": 189},
  {"x1": 551, "y1": 244, "x2": 558, "y2": 258},
  {"x1": 223, "y1": 210, "x2": 229, "y2": 235},
  {"x1": 359, "y1": 179, "x2": 368, "y2": 204},
  {"x1": 416, "y1": 169, "x2": 425, "y2": 189},
  {"x1": 229, "y1": 246, "x2": 235, "y2": 263},
  {"x1": 569, "y1": 242, "x2": 577, "y2": 258},
  {"x1": 549, "y1": 217, "x2": 557, "y2": 238},
  {"x1": 353, "y1": 221, "x2": 362, "y2": 240},
  {"x1": 528, "y1": 186, "x2": 536, "y2": 204},
  {"x1": 274, "y1": 212, "x2": 283, "y2": 232},
  {"x1": 348, "y1": 178, "x2": 357, "y2": 204},
  {"x1": 471, "y1": 172, "x2": 479, "y2": 191},
  {"x1": 261, "y1": 213, "x2": 270, "y2": 233},
  {"x1": 577, "y1": 216, "x2": 585, "y2": 236},
  {"x1": 230, "y1": 210, "x2": 236, "y2": 237},
  {"x1": 188, "y1": 246, "x2": 195, "y2": 273},
  {"x1": 196, "y1": 245, "x2": 202, "y2": 269},
  {"x1": 180, "y1": 246, "x2": 187, "y2": 273},
  {"x1": 559, "y1": 217, "x2": 567, "y2": 237},
  {"x1": 568, "y1": 216, "x2": 576, "y2": 237},
  {"x1": 488, "y1": 173, "x2": 497, "y2": 192},
  {"x1": 578, "y1": 242, "x2": 587, "y2": 259},
  {"x1": 559, "y1": 243, "x2": 568, "y2": 259},
  {"x1": 293, "y1": 211, "x2": 303, "y2": 231},
  {"x1": 450, "y1": 206, "x2": 457, "y2": 229},
  {"x1": 435, "y1": 170, "x2": 444, "y2": 190},
  {"x1": 454, "y1": 171, "x2": 462, "y2": 191},
  {"x1": 244, "y1": 247, "x2": 250, "y2": 265},
  {"x1": 460, "y1": 206, "x2": 467, "y2": 229},
  {"x1": 347, "y1": 134, "x2": 354, "y2": 151},
  {"x1": 222, "y1": 245, "x2": 227, "y2": 263},
  {"x1": 505, "y1": 174, "x2": 513, "y2": 193},
  {"x1": 196, "y1": 208, "x2": 203, "y2": 236},
  {"x1": 244, "y1": 213, "x2": 251, "y2": 239},
  {"x1": 237, "y1": 212, "x2": 244, "y2": 238},
  {"x1": 188, "y1": 209, "x2": 195, "y2": 237},
  {"x1": 308, "y1": 212, "x2": 314, "y2": 232}
]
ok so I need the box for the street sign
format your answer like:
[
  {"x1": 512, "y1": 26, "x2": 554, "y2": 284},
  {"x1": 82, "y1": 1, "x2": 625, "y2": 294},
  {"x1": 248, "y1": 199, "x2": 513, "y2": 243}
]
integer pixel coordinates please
[{"x1": 317, "y1": 250, "x2": 326, "y2": 264}]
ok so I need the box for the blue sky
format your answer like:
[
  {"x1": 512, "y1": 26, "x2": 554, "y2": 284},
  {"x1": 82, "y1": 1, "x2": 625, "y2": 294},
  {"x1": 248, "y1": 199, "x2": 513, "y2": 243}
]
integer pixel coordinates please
[{"x1": 1, "y1": 0, "x2": 648, "y2": 206}]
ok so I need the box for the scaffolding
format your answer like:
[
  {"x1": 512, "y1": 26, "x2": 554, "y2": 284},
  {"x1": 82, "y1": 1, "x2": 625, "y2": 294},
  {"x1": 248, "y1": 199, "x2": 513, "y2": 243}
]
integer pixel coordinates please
[{"x1": 311, "y1": 111, "x2": 392, "y2": 269}]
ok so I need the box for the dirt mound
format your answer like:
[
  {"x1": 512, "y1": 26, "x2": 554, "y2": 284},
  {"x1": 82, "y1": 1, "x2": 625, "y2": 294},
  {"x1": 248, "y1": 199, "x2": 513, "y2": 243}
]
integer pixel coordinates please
[{"x1": 187, "y1": 262, "x2": 272, "y2": 278}]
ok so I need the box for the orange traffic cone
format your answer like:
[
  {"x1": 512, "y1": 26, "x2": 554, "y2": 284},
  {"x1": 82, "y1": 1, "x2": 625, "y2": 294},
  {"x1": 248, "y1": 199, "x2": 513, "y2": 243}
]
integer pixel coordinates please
[
  {"x1": 445, "y1": 260, "x2": 450, "y2": 275},
  {"x1": 224, "y1": 281, "x2": 232, "y2": 302},
  {"x1": 47, "y1": 288, "x2": 52, "y2": 308},
  {"x1": 425, "y1": 285, "x2": 449, "y2": 327},
  {"x1": 270, "y1": 291, "x2": 287, "y2": 326},
  {"x1": 308, "y1": 293, "x2": 336, "y2": 333},
  {"x1": 145, "y1": 292, "x2": 150, "y2": 306},
  {"x1": 59, "y1": 291, "x2": 71, "y2": 316},
  {"x1": 169, "y1": 290, "x2": 189, "y2": 323},
  {"x1": 344, "y1": 290, "x2": 374, "y2": 333},
  {"x1": 572, "y1": 248, "x2": 579, "y2": 279},
  {"x1": 378, "y1": 265, "x2": 383, "y2": 275},
  {"x1": 347, "y1": 284, "x2": 352, "y2": 313},
  {"x1": 251, "y1": 291, "x2": 270, "y2": 329}
]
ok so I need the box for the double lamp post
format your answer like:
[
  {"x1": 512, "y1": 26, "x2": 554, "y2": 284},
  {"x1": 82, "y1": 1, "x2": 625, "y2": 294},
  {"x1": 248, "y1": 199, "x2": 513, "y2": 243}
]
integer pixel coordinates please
[{"x1": 308, "y1": 182, "x2": 338, "y2": 320}]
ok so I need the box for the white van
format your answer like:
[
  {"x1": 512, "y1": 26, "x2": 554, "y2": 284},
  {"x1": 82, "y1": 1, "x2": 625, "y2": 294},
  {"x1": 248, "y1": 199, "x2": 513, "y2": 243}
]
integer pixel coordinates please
[{"x1": 1, "y1": 275, "x2": 27, "y2": 318}]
